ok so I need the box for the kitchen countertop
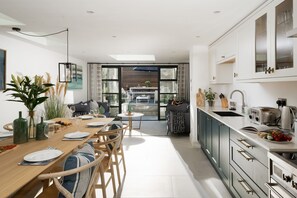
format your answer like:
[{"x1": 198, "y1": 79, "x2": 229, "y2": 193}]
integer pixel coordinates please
[{"x1": 198, "y1": 106, "x2": 297, "y2": 152}]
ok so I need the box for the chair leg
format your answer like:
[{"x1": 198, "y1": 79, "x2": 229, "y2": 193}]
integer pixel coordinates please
[
  {"x1": 98, "y1": 166, "x2": 107, "y2": 198},
  {"x1": 120, "y1": 145, "x2": 127, "y2": 173},
  {"x1": 110, "y1": 163, "x2": 117, "y2": 196},
  {"x1": 114, "y1": 152, "x2": 121, "y2": 186}
]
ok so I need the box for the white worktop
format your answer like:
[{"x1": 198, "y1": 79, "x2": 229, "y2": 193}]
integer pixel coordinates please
[{"x1": 198, "y1": 106, "x2": 297, "y2": 152}]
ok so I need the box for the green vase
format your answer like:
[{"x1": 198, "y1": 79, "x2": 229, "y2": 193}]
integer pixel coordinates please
[
  {"x1": 36, "y1": 117, "x2": 48, "y2": 140},
  {"x1": 13, "y1": 111, "x2": 28, "y2": 144},
  {"x1": 28, "y1": 110, "x2": 36, "y2": 139}
]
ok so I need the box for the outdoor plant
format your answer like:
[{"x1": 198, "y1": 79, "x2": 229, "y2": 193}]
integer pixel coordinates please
[
  {"x1": 204, "y1": 88, "x2": 217, "y2": 101},
  {"x1": 144, "y1": 80, "x2": 151, "y2": 87}
]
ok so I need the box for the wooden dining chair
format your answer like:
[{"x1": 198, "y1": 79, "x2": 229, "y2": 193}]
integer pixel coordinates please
[
  {"x1": 99, "y1": 124, "x2": 128, "y2": 186},
  {"x1": 36, "y1": 149, "x2": 105, "y2": 198},
  {"x1": 92, "y1": 132, "x2": 121, "y2": 198}
]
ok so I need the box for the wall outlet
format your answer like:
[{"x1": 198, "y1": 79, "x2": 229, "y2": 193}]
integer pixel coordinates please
[{"x1": 276, "y1": 98, "x2": 287, "y2": 107}]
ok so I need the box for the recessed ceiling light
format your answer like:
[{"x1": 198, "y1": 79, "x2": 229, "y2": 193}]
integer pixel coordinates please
[
  {"x1": 196, "y1": 36, "x2": 200, "y2": 38},
  {"x1": 112, "y1": 35, "x2": 117, "y2": 38},
  {"x1": 213, "y1": 11, "x2": 221, "y2": 14},
  {"x1": 110, "y1": 55, "x2": 155, "y2": 61},
  {"x1": 86, "y1": 10, "x2": 94, "y2": 14}
]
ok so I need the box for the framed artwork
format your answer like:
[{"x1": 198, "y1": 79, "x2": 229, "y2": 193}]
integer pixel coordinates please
[
  {"x1": 68, "y1": 65, "x2": 83, "y2": 89},
  {"x1": 0, "y1": 49, "x2": 6, "y2": 90}
]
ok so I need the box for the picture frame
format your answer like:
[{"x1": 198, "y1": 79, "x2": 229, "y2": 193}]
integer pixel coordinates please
[
  {"x1": 0, "y1": 49, "x2": 6, "y2": 91},
  {"x1": 68, "y1": 65, "x2": 83, "y2": 89}
]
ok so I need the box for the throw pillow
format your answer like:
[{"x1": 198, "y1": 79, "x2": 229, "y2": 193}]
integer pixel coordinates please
[
  {"x1": 89, "y1": 100, "x2": 99, "y2": 111},
  {"x1": 59, "y1": 142, "x2": 95, "y2": 198},
  {"x1": 98, "y1": 105, "x2": 105, "y2": 114}
]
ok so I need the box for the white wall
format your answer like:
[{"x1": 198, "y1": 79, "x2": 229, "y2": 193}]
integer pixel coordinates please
[
  {"x1": 0, "y1": 34, "x2": 87, "y2": 128},
  {"x1": 190, "y1": 45, "x2": 297, "y2": 146},
  {"x1": 189, "y1": 45, "x2": 209, "y2": 147}
]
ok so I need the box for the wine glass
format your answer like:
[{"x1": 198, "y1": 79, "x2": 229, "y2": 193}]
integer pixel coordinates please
[
  {"x1": 74, "y1": 116, "x2": 81, "y2": 132},
  {"x1": 44, "y1": 124, "x2": 55, "y2": 138},
  {"x1": 69, "y1": 106, "x2": 76, "y2": 117}
]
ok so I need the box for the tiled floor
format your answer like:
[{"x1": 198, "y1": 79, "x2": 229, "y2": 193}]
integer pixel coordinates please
[{"x1": 96, "y1": 122, "x2": 232, "y2": 198}]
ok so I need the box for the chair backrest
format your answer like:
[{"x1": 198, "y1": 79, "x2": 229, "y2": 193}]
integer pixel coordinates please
[{"x1": 38, "y1": 150, "x2": 104, "y2": 198}]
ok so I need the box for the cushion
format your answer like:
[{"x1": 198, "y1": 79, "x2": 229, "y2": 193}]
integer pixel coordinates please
[
  {"x1": 98, "y1": 105, "x2": 105, "y2": 114},
  {"x1": 89, "y1": 100, "x2": 99, "y2": 111},
  {"x1": 59, "y1": 142, "x2": 95, "y2": 198}
]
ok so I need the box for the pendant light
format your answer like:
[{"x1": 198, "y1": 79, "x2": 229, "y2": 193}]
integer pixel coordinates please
[{"x1": 11, "y1": 27, "x2": 76, "y2": 83}]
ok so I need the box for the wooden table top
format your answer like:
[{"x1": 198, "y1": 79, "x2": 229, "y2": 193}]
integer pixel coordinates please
[{"x1": 0, "y1": 117, "x2": 113, "y2": 198}]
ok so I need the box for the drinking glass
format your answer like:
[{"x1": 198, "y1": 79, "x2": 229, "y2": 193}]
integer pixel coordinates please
[
  {"x1": 74, "y1": 116, "x2": 81, "y2": 132},
  {"x1": 44, "y1": 124, "x2": 55, "y2": 138},
  {"x1": 70, "y1": 106, "x2": 76, "y2": 117}
]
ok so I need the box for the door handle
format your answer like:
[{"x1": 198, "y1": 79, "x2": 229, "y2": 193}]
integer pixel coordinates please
[
  {"x1": 237, "y1": 139, "x2": 254, "y2": 148},
  {"x1": 237, "y1": 150, "x2": 254, "y2": 161},
  {"x1": 238, "y1": 179, "x2": 254, "y2": 194}
]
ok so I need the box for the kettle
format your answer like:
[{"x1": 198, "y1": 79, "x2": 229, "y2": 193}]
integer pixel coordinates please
[{"x1": 281, "y1": 106, "x2": 297, "y2": 130}]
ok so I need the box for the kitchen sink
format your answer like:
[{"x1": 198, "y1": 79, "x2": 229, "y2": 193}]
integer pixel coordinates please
[{"x1": 213, "y1": 111, "x2": 243, "y2": 117}]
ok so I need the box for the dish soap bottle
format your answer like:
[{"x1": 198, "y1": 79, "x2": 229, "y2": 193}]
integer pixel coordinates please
[{"x1": 13, "y1": 111, "x2": 28, "y2": 144}]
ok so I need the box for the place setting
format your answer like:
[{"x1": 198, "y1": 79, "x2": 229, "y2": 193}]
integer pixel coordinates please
[
  {"x1": 87, "y1": 121, "x2": 109, "y2": 127},
  {"x1": 18, "y1": 147, "x2": 63, "y2": 166},
  {"x1": 62, "y1": 131, "x2": 90, "y2": 141}
]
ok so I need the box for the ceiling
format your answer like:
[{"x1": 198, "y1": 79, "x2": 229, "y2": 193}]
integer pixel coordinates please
[{"x1": 0, "y1": 0, "x2": 267, "y2": 63}]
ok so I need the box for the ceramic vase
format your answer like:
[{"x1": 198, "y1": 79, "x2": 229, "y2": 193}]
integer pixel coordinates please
[
  {"x1": 36, "y1": 117, "x2": 48, "y2": 140},
  {"x1": 13, "y1": 111, "x2": 28, "y2": 144},
  {"x1": 208, "y1": 100, "x2": 214, "y2": 107},
  {"x1": 28, "y1": 110, "x2": 36, "y2": 139}
]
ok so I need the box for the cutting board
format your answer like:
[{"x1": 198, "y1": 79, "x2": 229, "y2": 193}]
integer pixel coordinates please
[
  {"x1": 221, "y1": 98, "x2": 228, "y2": 108},
  {"x1": 196, "y1": 88, "x2": 205, "y2": 107}
]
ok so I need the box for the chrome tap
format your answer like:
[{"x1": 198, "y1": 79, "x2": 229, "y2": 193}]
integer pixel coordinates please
[{"x1": 230, "y1": 90, "x2": 245, "y2": 113}]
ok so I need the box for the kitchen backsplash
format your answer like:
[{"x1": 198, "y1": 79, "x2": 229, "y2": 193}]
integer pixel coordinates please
[{"x1": 211, "y1": 81, "x2": 297, "y2": 109}]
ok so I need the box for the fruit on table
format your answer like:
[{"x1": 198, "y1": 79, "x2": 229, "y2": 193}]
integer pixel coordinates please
[{"x1": 257, "y1": 129, "x2": 292, "y2": 142}]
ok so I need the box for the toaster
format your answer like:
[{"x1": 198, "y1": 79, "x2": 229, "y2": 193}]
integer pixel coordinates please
[{"x1": 249, "y1": 107, "x2": 281, "y2": 126}]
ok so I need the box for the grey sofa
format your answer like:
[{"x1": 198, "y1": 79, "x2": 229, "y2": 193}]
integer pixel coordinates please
[{"x1": 166, "y1": 101, "x2": 190, "y2": 135}]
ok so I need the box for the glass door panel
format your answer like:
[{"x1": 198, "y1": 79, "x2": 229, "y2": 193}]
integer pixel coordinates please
[
  {"x1": 102, "y1": 67, "x2": 120, "y2": 117},
  {"x1": 275, "y1": 0, "x2": 293, "y2": 70},
  {"x1": 160, "y1": 81, "x2": 178, "y2": 93},
  {"x1": 160, "y1": 68, "x2": 177, "y2": 79},
  {"x1": 255, "y1": 13, "x2": 268, "y2": 73}
]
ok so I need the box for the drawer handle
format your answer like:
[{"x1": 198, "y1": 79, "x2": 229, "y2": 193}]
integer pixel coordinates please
[
  {"x1": 238, "y1": 179, "x2": 254, "y2": 194},
  {"x1": 237, "y1": 150, "x2": 254, "y2": 161},
  {"x1": 237, "y1": 139, "x2": 254, "y2": 148},
  {"x1": 265, "y1": 182, "x2": 283, "y2": 198}
]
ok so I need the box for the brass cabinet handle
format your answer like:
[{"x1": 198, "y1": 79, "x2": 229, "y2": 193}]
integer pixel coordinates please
[
  {"x1": 264, "y1": 67, "x2": 275, "y2": 74},
  {"x1": 237, "y1": 139, "x2": 254, "y2": 148},
  {"x1": 237, "y1": 149, "x2": 254, "y2": 161},
  {"x1": 238, "y1": 179, "x2": 254, "y2": 194}
]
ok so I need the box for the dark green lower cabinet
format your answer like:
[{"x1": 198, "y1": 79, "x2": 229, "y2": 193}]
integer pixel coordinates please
[
  {"x1": 211, "y1": 119, "x2": 220, "y2": 166},
  {"x1": 219, "y1": 124, "x2": 230, "y2": 186}
]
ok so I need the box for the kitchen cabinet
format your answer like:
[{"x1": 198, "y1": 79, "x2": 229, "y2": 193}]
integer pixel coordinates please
[
  {"x1": 197, "y1": 110, "x2": 229, "y2": 187},
  {"x1": 253, "y1": 0, "x2": 297, "y2": 79},
  {"x1": 208, "y1": 31, "x2": 236, "y2": 84}
]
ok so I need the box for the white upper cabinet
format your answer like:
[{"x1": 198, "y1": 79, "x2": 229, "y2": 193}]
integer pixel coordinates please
[
  {"x1": 208, "y1": 31, "x2": 237, "y2": 84},
  {"x1": 253, "y1": 0, "x2": 297, "y2": 79}
]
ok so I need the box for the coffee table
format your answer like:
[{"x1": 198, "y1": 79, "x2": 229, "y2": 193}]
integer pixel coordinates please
[{"x1": 117, "y1": 112, "x2": 144, "y2": 134}]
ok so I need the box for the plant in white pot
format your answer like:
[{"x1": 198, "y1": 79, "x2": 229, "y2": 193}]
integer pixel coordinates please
[{"x1": 204, "y1": 88, "x2": 217, "y2": 107}]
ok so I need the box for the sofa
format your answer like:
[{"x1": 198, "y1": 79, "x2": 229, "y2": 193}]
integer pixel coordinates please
[
  {"x1": 166, "y1": 100, "x2": 190, "y2": 135},
  {"x1": 68, "y1": 100, "x2": 110, "y2": 117}
]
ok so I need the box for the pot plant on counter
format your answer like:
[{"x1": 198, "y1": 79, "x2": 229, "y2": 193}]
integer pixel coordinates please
[
  {"x1": 4, "y1": 74, "x2": 53, "y2": 139},
  {"x1": 204, "y1": 88, "x2": 217, "y2": 107}
]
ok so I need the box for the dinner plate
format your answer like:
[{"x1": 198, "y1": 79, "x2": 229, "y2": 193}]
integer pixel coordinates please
[
  {"x1": 0, "y1": 131, "x2": 13, "y2": 138},
  {"x1": 44, "y1": 120, "x2": 55, "y2": 124},
  {"x1": 24, "y1": 149, "x2": 63, "y2": 162},
  {"x1": 64, "y1": 131, "x2": 90, "y2": 139},
  {"x1": 265, "y1": 139, "x2": 292, "y2": 144},
  {"x1": 79, "y1": 115, "x2": 94, "y2": 120},
  {"x1": 87, "y1": 122, "x2": 108, "y2": 127}
]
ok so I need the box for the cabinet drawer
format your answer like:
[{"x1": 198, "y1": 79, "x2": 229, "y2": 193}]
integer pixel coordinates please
[
  {"x1": 230, "y1": 129, "x2": 268, "y2": 167},
  {"x1": 230, "y1": 140, "x2": 268, "y2": 194},
  {"x1": 230, "y1": 165, "x2": 263, "y2": 198}
]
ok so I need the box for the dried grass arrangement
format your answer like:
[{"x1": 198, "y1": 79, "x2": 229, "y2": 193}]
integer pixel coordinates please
[{"x1": 43, "y1": 73, "x2": 68, "y2": 120}]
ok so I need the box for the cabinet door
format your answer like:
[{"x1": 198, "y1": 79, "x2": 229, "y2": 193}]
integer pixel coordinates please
[
  {"x1": 235, "y1": 20, "x2": 254, "y2": 80},
  {"x1": 219, "y1": 124, "x2": 230, "y2": 185},
  {"x1": 216, "y1": 32, "x2": 237, "y2": 63},
  {"x1": 197, "y1": 109, "x2": 206, "y2": 147},
  {"x1": 211, "y1": 118, "x2": 219, "y2": 166},
  {"x1": 205, "y1": 115, "x2": 212, "y2": 156},
  {"x1": 209, "y1": 47, "x2": 217, "y2": 83}
]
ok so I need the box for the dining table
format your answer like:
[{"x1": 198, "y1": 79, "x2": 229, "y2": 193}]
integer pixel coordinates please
[{"x1": 0, "y1": 117, "x2": 113, "y2": 198}]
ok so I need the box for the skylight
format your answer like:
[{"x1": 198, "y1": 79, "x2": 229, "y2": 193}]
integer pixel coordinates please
[{"x1": 110, "y1": 55, "x2": 155, "y2": 61}]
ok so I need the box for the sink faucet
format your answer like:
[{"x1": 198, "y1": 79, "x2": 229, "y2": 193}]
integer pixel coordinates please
[{"x1": 230, "y1": 90, "x2": 245, "y2": 113}]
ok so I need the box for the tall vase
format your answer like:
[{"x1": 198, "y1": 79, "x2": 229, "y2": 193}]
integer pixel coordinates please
[
  {"x1": 13, "y1": 111, "x2": 28, "y2": 144},
  {"x1": 36, "y1": 117, "x2": 48, "y2": 140},
  {"x1": 28, "y1": 110, "x2": 36, "y2": 139}
]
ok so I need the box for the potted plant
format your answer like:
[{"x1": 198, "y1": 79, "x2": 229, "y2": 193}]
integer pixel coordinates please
[
  {"x1": 4, "y1": 74, "x2": 53, "y2": 138},
  {"x1": 43, "y1": 73, "x2": 68, "y2": 120},
  {"x1": 204, "y1": 88, "x2": 217, "y2": 107},
  {"x1": 144, "y1": 80, "x2": 151, "y2": 87}
]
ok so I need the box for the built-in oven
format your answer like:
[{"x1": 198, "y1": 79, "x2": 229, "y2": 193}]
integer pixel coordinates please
[{"x1": 267, "y1": 152, "x2": 297, "y2": 198}]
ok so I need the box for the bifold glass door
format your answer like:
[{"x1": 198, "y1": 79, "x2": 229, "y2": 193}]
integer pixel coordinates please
[
  {"x1": 159, "y1": 67, "x2": 178, "y2": 120},
  {"x1": 102, "y1": 67, "x2": 120, "y2": 117}
]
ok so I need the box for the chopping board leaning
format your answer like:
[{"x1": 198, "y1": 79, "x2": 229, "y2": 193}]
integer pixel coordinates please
[
  {"x1": 196, "y1": 88, "x2": 205, "y2": 107},
  {"x1": 219, "y1": 93, "x2": 229, "y2": 108}
]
